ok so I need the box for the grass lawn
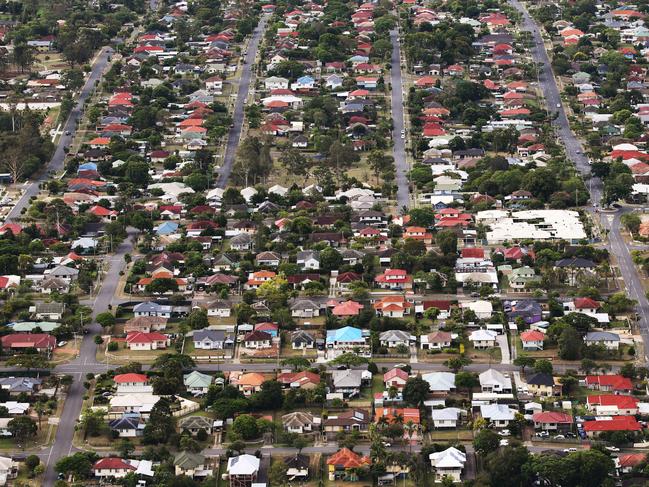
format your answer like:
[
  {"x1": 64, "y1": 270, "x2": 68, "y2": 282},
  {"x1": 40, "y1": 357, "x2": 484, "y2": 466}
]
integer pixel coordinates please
[
  {"x1": 183, "y1": 339, "x2": 233, "y2": 360},
  {"x1": 515, "y1": 339, "x2": 558, "y2": 360},
  {"x1": 97, "y1": 342, "x2": 169, "y2": 364},
  {"x1": 279, "y1": 340, "x2": 317, "y2": 359},
  {"x1": 466, "y1": 344, "x2": 501, "y2": 363},
  {"x1": 428, "y1": 429, "x2": 474, "y2": 442}
]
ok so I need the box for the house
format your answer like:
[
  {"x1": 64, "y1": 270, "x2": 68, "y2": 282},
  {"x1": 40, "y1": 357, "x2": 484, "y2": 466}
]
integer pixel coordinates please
[
  {"x1": 192, "y1": 329, "x2": 234, "y2": 350},
  {"x1": 323, "y1": 409, "x2": 370, "y2": 436},
  {"x1": 1, "y1": 333, "x2": 56, "y2": 354},
  {"x1": 374, "y1": 407, "x2": 421, "y2": 428},
  {"x1": 93, "y1": 458, "x2": 136, "y2": 479},
  {"x1": 114, "y1": 373, "x2": 153, "y2": 394},
  {"x1": 179, "y1": 415, "x2": 214, "y2": 436},
  {"x1": 422, "y1": 372, "x2": 455, "y2": 393},
  {"x1": 125, "y1": 332, "x2": 169, "y2": 351},
  {"x1": 0, "y1": 377, "x2": 41, "y2": 395},
  {"x1": 616, "y1": 453, "x2": 647, "y2": 475},
  {"x1": 205, "y1": 299, "x2": 232, "y2": 317},
  {"x1": 479, "y1": 369, "x2": 512, "y2": 394},
  {"x1": 184, "y1": 371, "x2": 213, "y2": 395},
  {"x1": 374, "y1": 269, "x2": 412, "y2": 290},
  {"x1": 460, "y1": 300, "x2": 492, "y2": 319},
  {"x1": 587, "y1": 395, "x2": 639, "y2": 416},
  {"x1": 133, "y1": 302, "x2": 173, "y2": 318},
  {"x1": 124, "y1": 316, "x2": 167, "y2": 334},
  {"x1": 0, "y1": 402, "x2": 29, "y2": 415},
  {"x1": 256, "y1": 251, "x2": 281, "y2": 267},
  {"x1": 227, "y1": 454, "x2": 260, "y2": 487},
  {"x1": 526, "y1": 373, "x2": 559, "y2": 397},
  {"x1": 108, "y1": 394, "x2": 160, "y2": 418},
  {"x1": 520, "y1": 330, "x2": 545, "y2": 351},
  {"x1": 242, "y1": 330, "x2": 272, "y2": 349},
  {"x1": 327, "y1": 448, "x2": 371, "y2": 481},
  {"x1": 421, "y1": 331, "x2": 452, "y2": 350},
  {"x1": 379, "y1": 330, "x2": 412, "y2": 348},
  {"x1": 174, "y1": 451, "x2": 211, "y2": 478},
  {"x1": 383, "y1": 368, "x2": 409, "y2": 389},
  {"x1": 584, "y1": 331, "x2": 620, "y2": 350},
  {"x1": 480, "y1": 404, "x2": 516, "y2": 428},
  {"x1": 109, "y1": 414, "x2": 145, "y2": 437},
  {"x1": 331, "y1": 369, "x2": 369, "y2": 398},
  {"x1": 585, "y1": 375, "x2": 633, "y2": 394},
  {"x1": 277, "y1": 371, "x2": 321, "y2": 390},
  {"x1": 429, "y1": 447, "x2": 466, "y2": 483},
  {"x1": 0, "y1": 456, "x2": 17, "y2": 485},
  {"x1": 234, "y1": 372, "x2": 265, "y2": 396},
  {"x1": 326, "y1": 326, "x2": 370, "y2": 357},
  {"x1": 532, "y1": 411, "x2": 573, "y2": 432},
  {"x1": 296, "y1": 250, "x2": 320, "y2": 270},
  {"x1": 46, "y1": 265, "x2": 79, "y2": 281},
  {"x1": 33, "y1": 302, "x2": 65, "y2": 320},
  {"x1": 285, "y1": 454, "x2": 309, "y2": 481},
  {"x1": 468, "y1": 329, "x2": 497, "y2": 349},
  {"x1": 430, "y1": 408, "x2": 462, "y2": 429},
  {"x1": 282, "y1": 411, "x2": 321, "y2": 434},
  {"x1": 291, "y1": 330, "x2": 315, "y2": 349},
  {"x1": 583, "y1": 416, "x2": 642, "y2": 438},
  {"x1": 374, "y1": 296, "x2": 412, "y2": 318}
]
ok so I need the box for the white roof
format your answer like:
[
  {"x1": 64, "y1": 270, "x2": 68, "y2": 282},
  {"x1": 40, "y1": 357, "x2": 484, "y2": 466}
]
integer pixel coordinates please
[
  {"x1": 479, "y1": 369, "x2": 511, "y2": 389},
  {"x1": 431, "y1": 407, "x2": 462, "y2": 421},
  {"x1": 480, "y1": 403, "x2": 516, "y2": 421},
  {"x1": 110, "y1": 394, "x2": 160, "y2": 408},
  {"x1": 240, "y1": 187, "x2": 257, "y2": 201},
  {"x1": 148, "y1": 182, "x2": 194, "y2": 197},
  {"x1": 206, "y1": 187, "x2": 224, "y2": 200},
  {"x1": 477, "y1": 209, "x2": 586, "y2": 243},
  {"x1": 460, "y1": 300, "x2": 493, "y2": 314},
  {"x1": 469, "y1": 329, "x2": 498, "y2": 342},
  {"x1": 0, "y1": 402, "x2": 29, "y2": 414},
  {"x1": 228, "y1": 454, "x2": 260, "y2": 475},
  {"x1": 422, "y1": 372, "x2": 455, "y2": 392},
  {"x1": 612, "y1": 143, "x2": 638, "y2": 151},
  {"x1": 430, "y1": 447, "x2": 466, "y2": 469},
  {"x1": 269, "y1": 185, "x2": 288, "y2": 196}
]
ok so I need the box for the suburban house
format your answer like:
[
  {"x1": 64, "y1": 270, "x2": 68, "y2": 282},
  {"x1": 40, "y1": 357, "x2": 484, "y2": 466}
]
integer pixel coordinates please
[
  {"x1": 379, "y1": 330, "x2": 413, "y2": 348},
  {"x1": 242, "y1": 330, "x2": 273, "y2": 349},
  {"x1": 174, "y1": 451, "x2": 211, "y2": 478},
  {"x1": 583, "y1": 416, "x2": 642, "y2": 438},
  {"x1": 327, "y1": 448, "x2": 371, "y2": 481},
  {"x1": 184, "y1": 371, "x2": 213, "y2": 395},
  {"x1": 468, "y1": 329, "x2": 498, "y2": 349},
  {"x1": 282, "y1": 411, "x2": 321, "y2": 434},
  {"x1": 326, "y1": 326, "x2": 370, "y2": 357},
  {"x1": 233, "y1": 372, "x2": 265, "y2": 396},
  {"x1": 383, "y1": 368, "x2": 409, "y2": 389},
  {"x1": 92, "y1": 458, "x2": 136, "y2": 479},
  {"x1": 479, "y1": 369, "x2": 512, "y2": 394},
  {"x1": 584, "y1": 331, "x2": 620, "y2": 350},
  {"x1": 114, "y1": 373, "x2": 153, "y2": 394},
  {"x1": 227, "y1": 454, "x2": 260, "y2": 487},
  {"x1": 323, "y1": 409, "x2": 370, "y2": 436},
  {"x1": 532, "y1": 411, "x2": 573, "y2": 432},
  {"x1": 430, "y1": 408, "x2": 462, "y2": 429},
  {"x1": 331, "y1": 369, "x2": 370, "y2": 397},
  {"x1": 192, "y1": 329, "x2": 234, "y2": 350},
  {"x1": 179, "y1": 415, "x2": 214, "y2": 436},
  {"x1": 422, "y1": 372, "x2": 456, "y2": 394},
  {"x1": 526, "y1": 373, "x2": 559, "y2": 397},
  {"x1": 587, "y1": 395, "x2": 639, "y2": 416},
  {"x1": 125, "y1": 332, "x2": 170, "y2": 350},
  {"x1": 520, "y1": 330, "x2": 545, "y2": 351},
  {"x1": 133, "y1": 302, "x2": 173, "y2": 318},
  {"x1": 421, "y1": 331, "x2": 452, "y2": 350},
  {"x1": 429, "y1": 447, "x2": 466, "y2": 483},
  {"x1": 585, "y1": 375, "x2": 633, "y2": 394},
  {"x1": 291, "y1": 329, "x2": 315, "y2": 349},
  {"x1": 480, "y1": 404, "x2": 516, "y2": 428},
  {"x1": 1, "y1": 334, "x2": 56, "y2": 354}
]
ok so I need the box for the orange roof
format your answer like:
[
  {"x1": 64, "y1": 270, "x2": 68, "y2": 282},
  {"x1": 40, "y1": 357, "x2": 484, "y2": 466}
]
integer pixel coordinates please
[
  {"x1": 237, "y1": 372, "x2": 265, "y2": 386},
  {"x1": 374, "y1": 407, "x2": 420, "y2": 424},
  {"x1": 332, "y1": 300, "x2": 364, "y2": 316},
  {"x1": 327, "y1": 448, "x2": 371, "y2": 468},
  {"x1": 89, "y1": 137, "x2": 110, "y2": 145}
]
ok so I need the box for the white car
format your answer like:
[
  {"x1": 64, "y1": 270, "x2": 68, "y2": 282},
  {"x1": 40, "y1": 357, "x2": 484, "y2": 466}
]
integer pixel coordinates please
[
  {"x1": 57, "y1": 341, "x2": 67, "y2": 347},
  {"x1": 499, "y1": 439, "x2": 509, "y2": 447},
  {"x1": 563, "y1": 448, "x2": 578, "y2": 453},
  {"x1": 605, "y1": 446, "x2": 620, "y2": 452},
  {"x1": 554, "y1": 434, "x2": 565, "y2": 440},
  {"x1": 498, "y1": 430, "x2": 511, "y2": 437},
  {"x1": 401, "y1": 134, "x2": 405, "y2": 139}
]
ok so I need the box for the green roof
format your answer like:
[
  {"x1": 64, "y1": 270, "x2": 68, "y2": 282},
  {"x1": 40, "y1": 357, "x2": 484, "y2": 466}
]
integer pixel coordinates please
[
  {"x1": 183, "y1": 370, "x2": 213, "y2": 389},
  {"x1": 10, "y1": 322, "x2": 60, "y2": 332},
  {"x1": 175, "y1": 451, "x2": 205, "y2": 470}
]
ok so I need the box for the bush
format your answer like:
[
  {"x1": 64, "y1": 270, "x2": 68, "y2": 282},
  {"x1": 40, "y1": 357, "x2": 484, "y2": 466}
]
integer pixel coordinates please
[{"x1": 107, "y1": 342, "x2": 118, "y2": 352}]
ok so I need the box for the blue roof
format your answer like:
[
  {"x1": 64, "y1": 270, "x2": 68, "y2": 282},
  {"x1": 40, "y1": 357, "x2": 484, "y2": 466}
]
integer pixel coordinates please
[
  {"x1": 156, "y1": 221, "x2": 179, "y2": 235},
  {"x1": 297, "y1": 75, "x2": 314, "y2": 83},
  {"x1": 78, "y1": 162, "x2": 97, "y2": 171},
  {"x1": 327, "y1": 325, "x2": 363, "y2": 343}
]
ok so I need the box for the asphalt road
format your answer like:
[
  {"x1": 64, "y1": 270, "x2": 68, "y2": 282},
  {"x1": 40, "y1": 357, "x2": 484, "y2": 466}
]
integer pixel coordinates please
[
  {"x1": 5, "y1": 47, "x2": 114, "y2": 221},
  {"x1": 510, "y1": 0, "x2": 649, "y2": 361},
  {"x1": 389, "y1": 29, "x2": 411, "y2": 210},
  {"x1": 217, "y1": 15, "x2": 269, "y2": 188},
  {"x1": 41, "y1": 228, "x2": 137, "y2": 487}
]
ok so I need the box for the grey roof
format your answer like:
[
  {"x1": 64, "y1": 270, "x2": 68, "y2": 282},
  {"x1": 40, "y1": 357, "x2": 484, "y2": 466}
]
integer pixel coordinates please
[
  {"x1": 297, "y1": 250, "x2": 320, "y2": 261},
  {"x1": 291, "y1": 329, "x2": 315, "y2": 344},
  {"x1": 0, "y1": 377, "x2": 41, "y2": 392},
  {"x1": 179, "y1": 415, "x2": 213, "y2": 430},
  {"x1": 109, "y1": 414, "x2": 142, "y2": 430},
  {"x1": 134, "y1": 302, "x2": 172, "y2": 313},
  {"x1": 584, "y1": 331, "x2": 620, "y2": 342},
  {"x1": 555, "y1": 257, "x2": 596, "y2": 268},
  {"x1": 49, "y1": 265, "x2": 79, "y2": 276},
  {"x1": 379, "y1": 330, "x2": 411, "y2": 342},
  {"x1": 332, "y1": 369, "x2": 363, "y2": 388},
  {"x1": 230, "y1": 233, "x2": 253, "y2": 244},
  {"x1": 526, "y1": 372, "x2": 554, "y2": 386},
  {"x1": 282, "y1": 411, "x2": 317, "y2": 428},
  {"x1": 193, "y1": 329, "x2": 229, "y2": 342},
  {"x1": 34, "y1": 302, "x2": 65, "y2": 314},
  {"x1": 290, "y1": 298, "x2": 320, "y2": 311}
]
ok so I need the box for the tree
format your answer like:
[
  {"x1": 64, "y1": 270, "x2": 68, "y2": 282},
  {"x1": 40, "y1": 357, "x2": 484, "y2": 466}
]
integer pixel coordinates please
[
  {"x1": 621, "y1": 213, "x2": 641, "y2": 234},
  {"x1": 118, "y1": 439, "x2": 135, "y2": 458},
  {"x1": 4, "y1": 145, "x2": 24, "y2": 184},
  {"x1": 558, "y1": 326, "x2": 582, "y2": 360},
  {"x1": 142, "y1": 398, "x2": 176, "y2": 444},
  {"x1": 269, "y1": 460, "x2": 288, "y2": 486},
  {"x1": 533, "y1": 359, "x2": 553, "y2": 375},
  {"x1": 444, "y1": 356, "x2": 470, "y2": 372},
  {"x1": 436, "y1": 230, "x2": 457, "y2": 255},
  {"x1": 79, "y1": 408, "x2": 105, "y2": 439},
  {"x1": 485, "y1": 446, "x2": 533, "y2": 487},
  {"x1": 319, "y1": 248, "x2": 343, "y2": 273},
  {"x1": 580, "y1": 358, "x2": 597, "y2": 375},
  {"x1": 279, "y1": 149, "x2": 312, "y2": 183},
  {"x1": 231, "y1": 414, "x2": 259, "y2": 440},
  {"x1": 186, "y1": 308, "x2": 209, "y2": 330},
  {"x1": 12, "y1": 43, "x2": 34, "y2": 72},
  {"x1": 25, "y1": 455, "x2": 40, "y2": 470},
  {"x1": 96, "y1": 312, "x2": 116, "y2": 329},
  {"x1": 6, "y1": 354, "x2": 49, "y2": 370},
  {"x1": 329, "y1": 353, "x2": 369, "y2": 368},
  {"x1": 455, "y1": 372, "x2": 479, "y2": 397},
  {"x1": 55, "y1": 452, "x2": 96, "y2": 480},
  {"x1": 473, "y1": 429, "x2": 500, "y2": 455},
  {"x1": 251, "y1": 380, "x2": 284, "y2": 410},
  {"x1": 620, "y1": 363, "x2": 637, "y2": 379},
  {"x1": 33, "y1": 401, "x2": 45, "y2": 430},
  {"x1": 8, "y1": 416, "x2": 37, "y2": 449},
  {"x1": 513, "y1": 356, "x2": 535, "y2": 373},
  {"x1": 402, "y1": 376, "x2": 430, "y2": 407},
  {"x1": 281, "y1": 357, "x2": 311, "y2": 371}
]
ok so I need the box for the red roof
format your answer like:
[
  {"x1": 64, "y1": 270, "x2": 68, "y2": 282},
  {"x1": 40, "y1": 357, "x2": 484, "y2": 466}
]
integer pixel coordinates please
[
  {"x1": 532, "y1": 411, "x2": 572, "y2": 423},
  {"x1": 520, "y1": 330, "x2": 545, "y2": 342},
  {"x1": 585, "y1": 375, "x2": 633, "y2": 391},
  {"x1": 587, "y1": 394, "x2": 638, "y2": 409},
  {"x1": 583, "y1": 416, "x2": 641, "y2": 432},
  {"x1": 1, "y1": 333, "x2": 56, "y2": 349},
  {"x1": 327, "y1": 448, "x2": 371, "y2": 468},
  {"x1": 573, "y1": 297, "x2": 600, "y2": 309},
  {"x1": 461, "y1": 248, "x2": 484, "y2": 259},
  {"x1": 332, "y1": 300, "x2": 364, "y2": 316},
  {"x1": 114, "y1": 373, "x2": 148, "y2": 384},
  {"x1": 383, "y1": 368, "x2": 409, "y2": 382},
  {"x1": 618, "y1": 453, "x2": 647, "y2": 468},
  {"x1": 93, "y1": 458, "x2": 136, "y2": 471},
  {"x1": 126, "y1": 332, "x2": 168, "y2": 344}
]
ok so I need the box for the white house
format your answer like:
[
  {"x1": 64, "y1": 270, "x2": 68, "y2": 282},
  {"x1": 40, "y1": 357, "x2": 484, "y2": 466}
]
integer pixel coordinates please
[
  {"x1": 460, "y1": 300, "x2": 493, "y2": 319},
  {"x1": 479, "y1": 369, "x2": 512, "y2": 394},
  {"x1": 430, "y1": 408, "x2": 462, "y2": 429},
  {"x1": 429, "y1": 447, "x2": 466, "y2": 483},
  {"x1": 480, "y1": 404, "x2": 516, "y2": 428},
  {"x1": 422, "y1": 372, "x2": 456, "y2": 393},
  {"x1": 584, "y1": 331, "x2": 620, "y2": 350},
  {"x1": 264, "y1": 76, "x2": 289, "y2": 90},
  {"x1": 469, "y1": 329, "x2": 498, "y2": 349}
]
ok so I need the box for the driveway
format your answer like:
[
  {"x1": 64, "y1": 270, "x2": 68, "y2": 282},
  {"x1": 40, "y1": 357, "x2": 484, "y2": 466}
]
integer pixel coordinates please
[{"x1": 497, "y1": 334, "x2": 511, "y2": 365}]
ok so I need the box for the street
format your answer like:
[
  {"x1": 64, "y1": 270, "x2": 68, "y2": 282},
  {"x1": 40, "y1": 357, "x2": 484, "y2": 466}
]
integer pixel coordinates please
[
  {"x1": 509, "y1": 0, "x2": 649, "y2": 362},
  {"x1": 389, "y1": 29, "x2": 411, "y2": 210},
  {"x1": 217, "y1": 15, "x2": 269, "y2": 188}
]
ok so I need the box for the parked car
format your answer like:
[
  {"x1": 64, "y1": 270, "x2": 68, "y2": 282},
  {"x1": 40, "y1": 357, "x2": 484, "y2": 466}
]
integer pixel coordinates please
[
  {"x1": 554, "y1": 434, "x2": 565, "y2": 440},
  {"x1": 605, "y1": 446, "x2": 620, "y2": 452},
  {"x1": 563, "y1": 448, "x2": 578, "y2": 453},
  {"x1": 498, "y1": 430, "x2": 511, "y2": 437}
]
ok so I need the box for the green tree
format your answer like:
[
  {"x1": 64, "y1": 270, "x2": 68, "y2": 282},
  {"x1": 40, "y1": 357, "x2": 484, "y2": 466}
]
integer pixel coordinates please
[
  {"x1": 402, "y1": 376, "x2": 430, "y2": 407},
  {"x1": 329, "y1": 353, "x2": 369, "y2": 368},
  {"x1": 533, "y1": 359, "x2": 553, "y2": 375},
  {"x1": 269, "y1": 459, "x2": 288, "y2": 486},
  {"x1": 231, "y1": 414, "x2": 259, "y2": 440},
  {"x1": 513, "y1": 355, "x2": 535, "y2": 373},
  {"x1": 96, "y1": 312, "x2": 116, "y2": 329},
  {"x1": 558, "y1": 326, "x2": 582, "y2": 360},
  {"x1": 8, "y1": 416, "x2": 37, "y2": 449},
  {"x1": 55, "y1": 452, "x2": 96, "y2": 480},
  {"x1": 473, "y1": 428, "x2": 500, "y2": 456},
  {"x1": 436, "y1": 230, "x2": 457, "y2": 255}
]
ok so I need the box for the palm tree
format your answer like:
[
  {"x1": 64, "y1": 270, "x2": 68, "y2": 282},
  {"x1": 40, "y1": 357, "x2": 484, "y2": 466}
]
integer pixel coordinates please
[
  {"x1": 34, "y1": 402, "x2": 45, "y2": 430},
  {"x1": 404, "y1": 420, "x2": 416, "y2": 452},
  {"x1": 377, "y1": 416, "x2": 389, "y2": 430}
]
